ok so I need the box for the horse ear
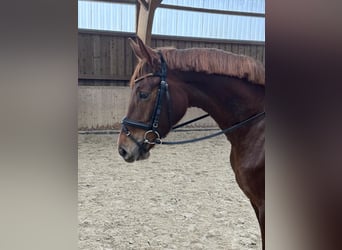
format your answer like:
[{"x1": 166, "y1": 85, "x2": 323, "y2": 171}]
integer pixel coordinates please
[
  {"x1": 131, "y1": 36, "x2": 159, "y2": 67},
  {"x1": 128, "y1": 37, "x2": 144, "y2": 60}
]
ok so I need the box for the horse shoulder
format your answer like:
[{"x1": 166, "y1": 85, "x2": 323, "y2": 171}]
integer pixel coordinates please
[{"x1": 230, "y1": 121, "x2": 265, "y2": 203}]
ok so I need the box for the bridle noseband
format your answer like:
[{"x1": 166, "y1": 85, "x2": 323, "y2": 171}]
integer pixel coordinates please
[{"x1": 121, "y1": 52, "x2": 172, "y2": 149}]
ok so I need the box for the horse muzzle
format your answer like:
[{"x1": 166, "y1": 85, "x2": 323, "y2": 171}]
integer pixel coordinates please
[
  {"x1": 118, "y1": 144, "x2": 151, "y2": 162},
  {"x1": 117, "y1": 132, "x2": 152, "y2": 163}
]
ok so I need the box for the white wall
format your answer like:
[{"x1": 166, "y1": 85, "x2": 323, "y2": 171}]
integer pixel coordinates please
[{"x1": 78, "y1": 86, "x2": 217, "y2": 130}]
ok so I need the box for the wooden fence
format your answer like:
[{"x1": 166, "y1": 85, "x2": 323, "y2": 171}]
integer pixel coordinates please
[{"x1": 78, "y1": 29, "x2": 265, "y2": 85}]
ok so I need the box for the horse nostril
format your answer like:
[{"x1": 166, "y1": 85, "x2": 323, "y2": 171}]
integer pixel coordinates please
[{"x1": 118, "y1": 146, "x2": 127, "y2": 158}]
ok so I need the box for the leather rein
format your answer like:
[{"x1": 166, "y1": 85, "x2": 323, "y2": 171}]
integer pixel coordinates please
[{"x1": 121, "y1": 52, "x2": 265, "y2": 148}]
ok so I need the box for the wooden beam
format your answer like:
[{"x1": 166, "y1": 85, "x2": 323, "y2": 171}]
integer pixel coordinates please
[
  {"x1": 137, "y1": 0, "x2": 148, "y2": 10},
  {"x1": 136, "y1": 0, "x2": 162, "y2": 45},
  {"x1": 159, "y1": 3, "x2": 265, "y2": 18}
]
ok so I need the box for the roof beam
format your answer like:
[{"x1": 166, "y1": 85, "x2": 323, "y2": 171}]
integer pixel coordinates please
[{"x1": 159, "y1": 4, "x2": 265, "y2": 18}]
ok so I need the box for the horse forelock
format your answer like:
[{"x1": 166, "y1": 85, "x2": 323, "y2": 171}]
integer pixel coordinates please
[
  {"x1": 130, "y1": 60, "x2": 146, "y2": 88},
  {"x1": 159, "y1": 48, "x2": 265, "y2": 85}
]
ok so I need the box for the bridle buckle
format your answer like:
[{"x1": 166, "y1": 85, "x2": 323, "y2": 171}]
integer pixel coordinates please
[{"x1": 152, "y1": 122, "x2": 159, "y2": 128}]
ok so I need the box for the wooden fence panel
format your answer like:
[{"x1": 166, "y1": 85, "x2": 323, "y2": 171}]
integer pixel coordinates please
[{"x1": 78, "y1": 30, "x2": 265, "y2": 84}]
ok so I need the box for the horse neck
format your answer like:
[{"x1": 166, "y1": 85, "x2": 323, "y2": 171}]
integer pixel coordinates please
[{"x1": 170, "y1": 70, "x2": 265, "y2": 144}]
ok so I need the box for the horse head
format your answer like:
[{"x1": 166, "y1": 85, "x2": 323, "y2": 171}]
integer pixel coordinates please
[{"x1": 117, "y1": 37, "x2": 186, "y2": 162}]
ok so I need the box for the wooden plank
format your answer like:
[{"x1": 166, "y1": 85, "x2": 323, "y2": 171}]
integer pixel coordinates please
[
  {"x1": 100, "y1": 35, "x2": 107, "y2": 75},
  {"x1": 178, "y1": 40, "x2": 187, "y2": 49},
  {"x1": 244, "y1": 45, "x2": 251, "y2": 57},
  {"x1": 231, "y1": 44, "x2": 239, "y2": 54},
  {"x1": 170, "y1": 39, "x2": 179, "y2": 49},
  {"x1": 78, "y1": 34, "x2": 85, "y2": 75},
  {"x1": 250, "y1": 45, "x2": 257, "y2": 60},
  {"x1": 108, "y1": 36, "x2": 116, "y2": 76},
  {"x1": 155, "y1": 39, "x2": 164, "y2": 48},
  {"x1": 217, "y1": 43, "x2": 225, "y2": 50},
  {"x1": 93, "y1": 35, "x2": 101, "y2": 75},
  {"x1": 194, "y1": 42, "x2": 202, "y2": 48},
  {"x1": 161, "y1": 39, "x2": 172, "y2": 47},
  {"x1": 79, "y1": 33, "x2": 86, "y2": 75},
  {"x1": 150, "y1": 39, "x2": 157, "y2": 48},
  {"x1": 225, "y1": 43, "x2": 232, "y2": 52},
  {"x1": 184, "y1": 41, "x2": 193, "y2": 49},
  {"x1": 211, "y1": 43, "x2": 220, "y2": 49},
  {"x1": 116, "y1": 37, "x2": 125, "y2": 77},
  {"x1": 86, "y1": 34, "x2": 94, "y2": 75},
  {"x1": 238, "y1": 44, "x2": 245, "y2": 55},
  {"x1": 256, "y1": 45, "x2": 265, "y2": 64},
  {"x1": 124, "y1": 37, "x2": 134, "y2": 76}
]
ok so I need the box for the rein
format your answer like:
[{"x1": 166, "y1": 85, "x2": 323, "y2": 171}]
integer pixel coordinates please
[
  {"x1": 121, "y1": 52, "x2": 265, "y2": 147},
  {"x1": 159, "y1": 111, "x2": 265, "y2": 145}
]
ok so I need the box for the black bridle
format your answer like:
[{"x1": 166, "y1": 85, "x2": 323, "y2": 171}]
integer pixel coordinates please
[
  {"x1": 121, "y1": 52, "x2": 265, "y2": 149},
  {"x1": 121, "y1": 52, "x2": 172, "y2": 150}
]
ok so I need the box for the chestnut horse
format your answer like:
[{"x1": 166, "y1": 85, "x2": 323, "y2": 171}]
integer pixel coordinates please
[{"x1": 117, "y1": 37, "x2": 265, "y2": 249}]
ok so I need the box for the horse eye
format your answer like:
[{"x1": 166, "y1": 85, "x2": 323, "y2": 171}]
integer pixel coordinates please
[{"x1": 138, "y1": 91, "x2": 150, "y2": 100}]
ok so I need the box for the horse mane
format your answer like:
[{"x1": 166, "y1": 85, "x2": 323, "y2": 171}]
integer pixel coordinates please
[{"x1": 159, "y1": 47, "x2": 265, "y2": 85}]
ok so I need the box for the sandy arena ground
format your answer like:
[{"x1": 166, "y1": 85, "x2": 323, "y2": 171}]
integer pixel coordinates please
[{"x1": 79, "y1": 130, "x2": 261, "y2": 250}]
